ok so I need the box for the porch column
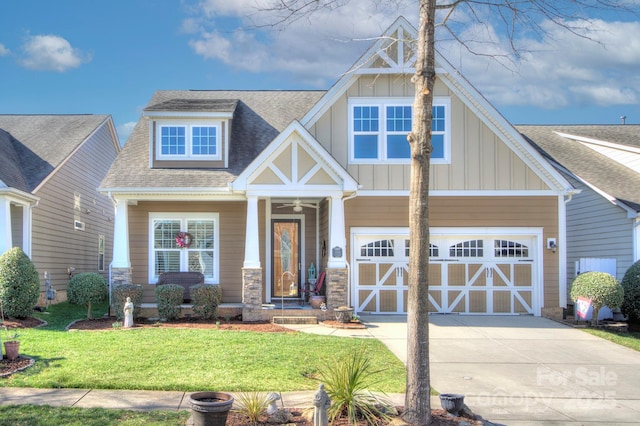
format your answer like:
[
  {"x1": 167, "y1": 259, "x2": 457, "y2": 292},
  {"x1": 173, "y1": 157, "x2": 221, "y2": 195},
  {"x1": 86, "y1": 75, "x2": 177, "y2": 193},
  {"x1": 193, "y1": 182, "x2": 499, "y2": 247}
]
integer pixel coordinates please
[
  {"x1": 0, "y1": 197, "x2": 11, "y2": 255},
  {"x1": 327, "y1": 193, "x2": 347, "y2": 269},
  {"x1": 243, "y1": 194, "x2": 260, "y2": 268},
  {"x1": 111, "y1": 197, "x2": 130, "y2": 269},
  {"x1": 21, "y1": 202, "x2": 32, "y2": 257}
]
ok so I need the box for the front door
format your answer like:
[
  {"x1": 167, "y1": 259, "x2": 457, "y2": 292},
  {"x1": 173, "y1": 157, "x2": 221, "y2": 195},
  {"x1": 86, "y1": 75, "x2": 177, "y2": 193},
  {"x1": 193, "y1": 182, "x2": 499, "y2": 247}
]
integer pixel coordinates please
[{"x1": 272, "y1": 219, "x2": 301, "y2": 298}]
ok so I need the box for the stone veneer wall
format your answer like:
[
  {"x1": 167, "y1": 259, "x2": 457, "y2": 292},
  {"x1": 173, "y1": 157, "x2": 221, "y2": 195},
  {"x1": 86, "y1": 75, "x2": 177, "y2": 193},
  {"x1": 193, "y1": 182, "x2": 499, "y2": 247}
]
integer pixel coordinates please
[
  {"x1": 111, "y1": 267, "x2": 133, "y2": 286},
  {"x1": 325, "y1": 268, "x2": 348, "y2": 309},
  {"x1": 241, "y1": 267, "x2": 263, "y2": 321}
]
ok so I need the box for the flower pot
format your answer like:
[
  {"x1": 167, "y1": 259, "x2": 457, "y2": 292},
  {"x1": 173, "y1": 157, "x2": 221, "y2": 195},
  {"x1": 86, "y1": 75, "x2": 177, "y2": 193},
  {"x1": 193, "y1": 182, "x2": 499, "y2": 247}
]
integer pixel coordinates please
[
  {"x1": 439, "y1": 393, "x2": 465, "y2": 416},
  {"x1": 334, "y1": 308, "x2": 354, "y2": 323},
  {"x1": 4, "y1": 341, "x2": 20, "y2": 361},
  {"x1": 309, "y1": 295, "x2": 325, "y2": 309},
  {"x1": 188, "y1": 391, "x2": 234, "y2": 426}
]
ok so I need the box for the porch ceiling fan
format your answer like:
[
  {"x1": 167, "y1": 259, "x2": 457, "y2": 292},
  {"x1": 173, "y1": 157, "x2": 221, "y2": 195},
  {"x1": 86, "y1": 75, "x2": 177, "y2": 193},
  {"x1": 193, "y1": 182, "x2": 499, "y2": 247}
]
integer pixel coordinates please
[{"x1": 277, "y1": 199, "x2": 316, "y2": 212}]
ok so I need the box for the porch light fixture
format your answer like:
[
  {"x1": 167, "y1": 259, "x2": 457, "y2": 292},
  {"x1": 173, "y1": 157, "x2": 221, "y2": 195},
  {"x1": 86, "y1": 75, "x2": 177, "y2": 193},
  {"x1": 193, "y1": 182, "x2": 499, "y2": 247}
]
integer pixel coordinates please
[{"x1": 547, "y1": 238, "x2": 557, "y2": 254}]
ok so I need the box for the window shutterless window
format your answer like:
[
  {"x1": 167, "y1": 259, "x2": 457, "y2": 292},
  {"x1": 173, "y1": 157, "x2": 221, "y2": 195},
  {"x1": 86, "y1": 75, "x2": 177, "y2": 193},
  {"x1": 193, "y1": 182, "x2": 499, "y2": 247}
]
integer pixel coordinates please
[
  {"x1": 157, "y1": 124, "x2": 219, "y2": 160},
  {"x1": 98, "y1": 235, "x2": 105, "y2": 271},
  {"x1": 349, "y1": 97, "x2": 450, "y2": 164}
]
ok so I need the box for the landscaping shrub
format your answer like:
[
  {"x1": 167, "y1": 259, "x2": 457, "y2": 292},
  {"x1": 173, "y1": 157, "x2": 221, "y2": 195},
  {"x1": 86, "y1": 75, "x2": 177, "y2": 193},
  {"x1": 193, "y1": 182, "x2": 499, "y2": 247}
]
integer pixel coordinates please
[
  {"x1": 155, "y1": 284, "x2": 183, "y2": 320},
  {"x1": 0, "y1": 247, "x2": 40, "y2": 318},
  {"x1": 67, "y1": 273, "x2": 108, "y2": 319},
  {"x1": 570, "y1": 271, "x2": 624, "y2": 325},
  {"x1": 621, "y1": 260, "x2": 640, "y2": 322},
  {"x1": 190, "y1": 284, "x2": 222, "y2": 320},
  {"x1": 318, "y1": 347, "x2": 394, "y2": 425},
  {"x1": 111, "y1": 284, "x2": 143, "y2": 320},
  {"x1": 233, "y1": 392, "x2": 270, "y2": 423}
]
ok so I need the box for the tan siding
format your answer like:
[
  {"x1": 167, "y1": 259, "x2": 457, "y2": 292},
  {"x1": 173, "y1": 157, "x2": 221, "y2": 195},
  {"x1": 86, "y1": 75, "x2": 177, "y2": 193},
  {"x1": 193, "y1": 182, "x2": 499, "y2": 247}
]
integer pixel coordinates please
[
  {"x1": 31, "y1": 123, "x2": 117, "y2": 294},
  {"x1": 345, "y1": 196, "x2": 560, "y2": 308},
  {"x1": 129, "y1": 201, "x2": 248, "y2": 304}
]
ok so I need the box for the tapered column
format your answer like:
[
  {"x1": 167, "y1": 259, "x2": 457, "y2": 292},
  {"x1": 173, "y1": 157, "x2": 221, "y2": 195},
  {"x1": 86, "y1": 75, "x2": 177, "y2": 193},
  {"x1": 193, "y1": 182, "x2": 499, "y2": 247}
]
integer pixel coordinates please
[
  {"x1": 243, "y1": 194, "x2": 260, "y2": 268},
  {"x1": 111, "y1": 197, "x2": 130, "y2": 268},
  {"x1": 327, "y1": 193, "x2": 346, "y2": 268}
]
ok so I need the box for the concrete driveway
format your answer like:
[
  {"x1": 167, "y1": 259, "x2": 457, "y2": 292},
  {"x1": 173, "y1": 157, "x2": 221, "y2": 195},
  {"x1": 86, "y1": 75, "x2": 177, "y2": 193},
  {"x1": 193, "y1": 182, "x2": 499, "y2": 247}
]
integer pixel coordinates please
[{"x1": 359, "y1": 314, "x2": 640, "y2": 425}]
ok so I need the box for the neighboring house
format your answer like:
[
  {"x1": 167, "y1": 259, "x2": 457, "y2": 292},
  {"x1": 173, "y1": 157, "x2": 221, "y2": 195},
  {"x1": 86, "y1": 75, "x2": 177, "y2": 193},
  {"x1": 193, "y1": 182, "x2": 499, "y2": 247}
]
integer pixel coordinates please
[
  {"x1": 519, "y1": 125, "x2": 640, "y2": 306},
  {"x1": 0, "y1": 114, "x2": 120, "y2": 302},
  {"x1": 100, "y1": 17, "x2": 573, "y2": 321}
]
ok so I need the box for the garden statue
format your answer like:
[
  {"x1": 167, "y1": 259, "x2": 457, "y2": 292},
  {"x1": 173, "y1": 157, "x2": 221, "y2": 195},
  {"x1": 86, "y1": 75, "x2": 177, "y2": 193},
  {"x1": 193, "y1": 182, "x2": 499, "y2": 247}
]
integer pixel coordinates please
[
  {"x1": 313, "y1": 383, "x2": 331, "y2": 426},
  {"x1": 123, "y1": 297, "x2": 134, "y2": 328}
]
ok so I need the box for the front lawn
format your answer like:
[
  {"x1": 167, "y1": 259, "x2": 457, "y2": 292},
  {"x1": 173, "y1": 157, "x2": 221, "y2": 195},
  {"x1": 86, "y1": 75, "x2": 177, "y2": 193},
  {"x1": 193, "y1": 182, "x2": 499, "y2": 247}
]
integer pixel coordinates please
[
  {"x1": 583, "y1": 328, "x2": 640, "y2": 352},
  {"x1": 1, "y1": 303, "x2": 406, "y2": 393}
]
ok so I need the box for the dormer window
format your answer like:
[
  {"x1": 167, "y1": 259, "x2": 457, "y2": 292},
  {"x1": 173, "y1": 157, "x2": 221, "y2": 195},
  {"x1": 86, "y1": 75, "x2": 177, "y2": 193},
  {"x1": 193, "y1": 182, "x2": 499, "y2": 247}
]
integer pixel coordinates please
[{"x1": 158, "y1": 124, "x2": 220, "y2": 160}]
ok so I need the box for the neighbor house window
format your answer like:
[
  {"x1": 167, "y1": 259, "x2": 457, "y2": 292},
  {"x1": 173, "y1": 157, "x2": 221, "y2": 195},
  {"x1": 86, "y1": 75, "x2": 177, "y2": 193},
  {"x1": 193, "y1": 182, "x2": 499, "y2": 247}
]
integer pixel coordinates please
[
  {"x1": 149, "y1": 213, "x2": 219, "y2": 283},
  {"x1": 349, "y1": 97, "x2": 450, "y2": 163},
  {"x1": 98, "y1": 235, "x2": 105, "y2": 271},
  {"x1": 157, "y1": 124, "x2": 219, "y2": 160}
]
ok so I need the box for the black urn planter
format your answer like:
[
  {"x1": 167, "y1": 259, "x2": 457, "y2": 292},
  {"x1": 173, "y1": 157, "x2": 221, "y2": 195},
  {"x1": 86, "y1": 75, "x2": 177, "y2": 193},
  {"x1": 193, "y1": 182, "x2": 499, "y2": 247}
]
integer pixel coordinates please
[
  {"x1": 188, "y1": 391, "x2": 234, "y2": 426},
  {"x1": 439, "y1": 393, "x2": 465, "y2": 416}
]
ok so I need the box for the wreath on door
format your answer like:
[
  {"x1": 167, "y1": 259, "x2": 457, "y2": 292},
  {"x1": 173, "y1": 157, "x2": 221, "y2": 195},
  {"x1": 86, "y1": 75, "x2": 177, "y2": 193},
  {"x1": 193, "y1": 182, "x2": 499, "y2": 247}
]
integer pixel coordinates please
[{"x1": 175, "y1": 232, "x2": 193, "y2": 248}]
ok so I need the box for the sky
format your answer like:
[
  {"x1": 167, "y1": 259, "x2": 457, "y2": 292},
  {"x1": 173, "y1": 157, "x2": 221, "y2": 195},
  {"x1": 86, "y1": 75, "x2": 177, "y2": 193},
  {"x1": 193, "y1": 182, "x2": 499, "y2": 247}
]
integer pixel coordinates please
[{"x1": 1, "y1": 1, "x2": 639, "y2": 145}]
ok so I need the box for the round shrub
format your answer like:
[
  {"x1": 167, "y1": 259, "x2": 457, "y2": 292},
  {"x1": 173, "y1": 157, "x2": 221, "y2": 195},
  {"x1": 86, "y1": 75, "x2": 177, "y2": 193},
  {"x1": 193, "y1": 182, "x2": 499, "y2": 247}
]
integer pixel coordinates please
[
  {"x1": 112, "y1": 284, "x2": 143, "y2": 320},
  {"x1": 621, "y1": 260, "x2": 640, "y2": 322},
  {"x1": 570, "y1": 272, "x2": 624, "y2": 324},
  {"x1": 0, "y1": 247, "x2": 40, "y2": 318},
  {"x1": 155, "y1": 284, "x2": 183, "y2": 321},
  {"x1": 190, "y1": 284, "x2": 222, "y2": 320},
  {"x1": 67, "y1": 272, "x2": 108, "y2": 319}
]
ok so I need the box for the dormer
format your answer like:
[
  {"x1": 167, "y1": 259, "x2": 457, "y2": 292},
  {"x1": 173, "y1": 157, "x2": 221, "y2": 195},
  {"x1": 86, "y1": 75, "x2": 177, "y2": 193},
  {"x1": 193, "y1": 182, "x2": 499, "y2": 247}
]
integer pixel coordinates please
[{"x1": 143, "y1": 98, "x2": 236, "y2": 169}]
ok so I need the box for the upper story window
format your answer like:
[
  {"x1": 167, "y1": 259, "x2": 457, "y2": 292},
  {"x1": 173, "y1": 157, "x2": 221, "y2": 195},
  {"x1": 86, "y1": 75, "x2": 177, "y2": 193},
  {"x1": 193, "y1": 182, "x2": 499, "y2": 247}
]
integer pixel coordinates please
[
  {"x1": 349, "y1": 97, "x2": 451, "y2": 164},
  {"x1": 157, "y1": 123, "x2": 220, "y2": 161}
]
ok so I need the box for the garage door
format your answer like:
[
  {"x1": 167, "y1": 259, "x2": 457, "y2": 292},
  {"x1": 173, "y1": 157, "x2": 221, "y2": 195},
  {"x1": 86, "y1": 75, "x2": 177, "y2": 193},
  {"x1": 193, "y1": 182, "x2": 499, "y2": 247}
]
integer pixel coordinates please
[{"x1": 353, "y1": 228, "x2": 541, "y2": 315}]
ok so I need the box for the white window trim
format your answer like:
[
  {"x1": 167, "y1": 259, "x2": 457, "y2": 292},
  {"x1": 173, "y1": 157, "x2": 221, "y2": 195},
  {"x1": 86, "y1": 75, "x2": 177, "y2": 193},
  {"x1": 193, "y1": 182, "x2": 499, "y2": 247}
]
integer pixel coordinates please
[
  {"x1": 148, "y1": 212, "x2": 220, "y2": 284},
  {"x1": 156, "y1": 120, "x2": 221, "y2": 161},
  {"x1": 348, "y1": 96, "x2": 451, "y2": 164}
]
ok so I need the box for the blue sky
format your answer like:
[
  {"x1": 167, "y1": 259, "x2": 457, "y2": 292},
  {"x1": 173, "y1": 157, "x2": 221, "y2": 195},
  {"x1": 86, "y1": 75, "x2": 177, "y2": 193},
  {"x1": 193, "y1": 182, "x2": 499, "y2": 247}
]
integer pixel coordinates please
[{"x1": 1, "y1": 1, "x2": 639, "y2": 144}]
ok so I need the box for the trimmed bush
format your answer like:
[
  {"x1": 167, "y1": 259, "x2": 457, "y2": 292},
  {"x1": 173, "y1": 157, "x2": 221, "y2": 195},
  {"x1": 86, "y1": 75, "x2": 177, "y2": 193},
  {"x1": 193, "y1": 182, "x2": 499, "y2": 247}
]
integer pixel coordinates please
[
  {"x1": 190, "y1": 284, "x2": 222, "y2": 320},
  {"x1": 155, "y1": 284, "x2": 183, "y2": 321},
  {"x1": 570, "y1": 271, "x2": 624, "y2": 325},
  {"x1": 0, "y1": 247, "x2": 40, "y2": 318},
  {"x1": 112, "y1": 284, "x2": 143, "y2": 320},
  {"x1": 67, "y1": 273, "x2": 108, "y2": 319},
  {"x1": 621, "y1": 260, "x2": 640, "y2": 322}
]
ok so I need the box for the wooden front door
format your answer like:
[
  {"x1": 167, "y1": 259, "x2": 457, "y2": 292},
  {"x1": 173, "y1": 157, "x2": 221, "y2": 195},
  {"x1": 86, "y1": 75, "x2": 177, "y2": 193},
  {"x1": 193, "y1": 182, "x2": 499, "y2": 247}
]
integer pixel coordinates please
[{"x1": 272, "y1": 219, "x2": 301, "y2": 299}]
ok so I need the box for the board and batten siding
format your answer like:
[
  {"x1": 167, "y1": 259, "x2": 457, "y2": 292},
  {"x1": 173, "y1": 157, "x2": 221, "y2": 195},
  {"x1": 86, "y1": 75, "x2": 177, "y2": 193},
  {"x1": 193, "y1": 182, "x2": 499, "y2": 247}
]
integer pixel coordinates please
[
  {"x1": 309, "y1": 75, "x2": 550, "y2": 192},
  {"x1": 30, "y1": 122, "x2": 118, "y2": 296},
  {"x1": 345, "y1": 195, "x2": 561, "y2": 308},
  {"x1": 564, "y1": 173, "x2": 635, "y2": 286}
]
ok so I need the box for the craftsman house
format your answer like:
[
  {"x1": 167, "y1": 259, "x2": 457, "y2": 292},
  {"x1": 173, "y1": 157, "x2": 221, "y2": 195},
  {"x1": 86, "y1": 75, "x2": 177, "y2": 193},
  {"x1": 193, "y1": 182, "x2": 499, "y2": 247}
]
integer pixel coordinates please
[
  {"x1": 0, "y1": 115, "x2": 120, "y2": 302},
  {"x1": 100, "y1": 17, "x2": 574, "y2": 321}
]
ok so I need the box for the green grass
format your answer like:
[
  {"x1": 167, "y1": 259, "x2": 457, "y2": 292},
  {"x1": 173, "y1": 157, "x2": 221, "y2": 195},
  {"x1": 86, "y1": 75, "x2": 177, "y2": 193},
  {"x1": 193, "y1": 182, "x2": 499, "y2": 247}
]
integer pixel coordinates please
[
  {"x1": 0, "y1": 405, "x2": 189, "y2": 426},
  {"x1": 2, "y1": 302, "x2": 406, "y2": 393},
  {"x1": 583, "y1": 328, "x2": 640, "y2": 352}
]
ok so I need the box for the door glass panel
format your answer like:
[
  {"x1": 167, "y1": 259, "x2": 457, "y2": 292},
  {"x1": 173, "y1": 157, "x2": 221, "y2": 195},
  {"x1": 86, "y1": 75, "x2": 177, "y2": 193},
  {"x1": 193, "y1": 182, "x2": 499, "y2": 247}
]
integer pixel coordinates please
[{"x1": 273, "y1": 221, "x2": 300, "y2": 298}]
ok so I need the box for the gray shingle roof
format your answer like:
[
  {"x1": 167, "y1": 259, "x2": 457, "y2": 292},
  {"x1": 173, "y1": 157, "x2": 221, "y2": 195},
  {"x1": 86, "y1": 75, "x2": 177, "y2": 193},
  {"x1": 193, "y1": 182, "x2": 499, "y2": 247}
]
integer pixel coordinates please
[
  {"x1": 101, "y1": 90, "x2": 325, "y2": 190},
  {"x1": 518, "y1": 125, "x2": 640, "y2": 212},
  {"x1": 0, "y1": 115, "x2": 110, "y2": 192}
]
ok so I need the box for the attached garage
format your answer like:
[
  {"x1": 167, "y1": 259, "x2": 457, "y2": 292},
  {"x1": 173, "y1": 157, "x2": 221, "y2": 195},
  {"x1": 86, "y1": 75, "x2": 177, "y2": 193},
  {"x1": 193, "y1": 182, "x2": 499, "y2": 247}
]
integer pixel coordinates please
[{"x1": 352, "y1": 227, "x2": 543, "y2": 316}]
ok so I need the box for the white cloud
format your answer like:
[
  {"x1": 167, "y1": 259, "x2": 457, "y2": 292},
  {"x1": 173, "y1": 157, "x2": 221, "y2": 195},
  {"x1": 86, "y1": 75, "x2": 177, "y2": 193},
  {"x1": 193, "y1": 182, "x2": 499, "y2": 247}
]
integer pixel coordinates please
[
  {"x1": 116, "y1": 121, "x2": 137, "y2": 145},
  {"x1": 0, "y1": 43, "x2": 9, "y2": 56},
  {"x1": 19, "y1": 34, "x2": 90, "y2": 72}
]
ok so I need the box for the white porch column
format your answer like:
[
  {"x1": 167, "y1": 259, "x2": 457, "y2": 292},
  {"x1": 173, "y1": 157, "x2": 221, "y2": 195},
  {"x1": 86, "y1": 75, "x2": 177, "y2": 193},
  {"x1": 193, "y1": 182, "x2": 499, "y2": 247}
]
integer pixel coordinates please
[
  {"x1": 327, "y1": 193, "x2": 347, "y2": 268},
  {"x1": 21, "y1": 203, "x2": 32, "y2": 257},
  {"x1": 243, "y1": 194, "x2": 261, "y2": 268},
  {"x1": 0, "y1": 197, "x2": 11, "y2": 255},
  {"x1": 111, "y1": 197, "x2": 130, "y2": 268}
]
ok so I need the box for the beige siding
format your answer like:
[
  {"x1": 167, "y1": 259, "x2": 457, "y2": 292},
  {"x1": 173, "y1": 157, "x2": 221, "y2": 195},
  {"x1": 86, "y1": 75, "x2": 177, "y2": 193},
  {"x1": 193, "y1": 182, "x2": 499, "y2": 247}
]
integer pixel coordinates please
[
  {"x1": 345, "y1": 196, "x2": 560, "y2": 308},
  {"x1": 31, "y1": 123, "x2": 118, "y2": 295},
  {"x1": 310, "y1": 76, "x2": 549, "y2": 192}
]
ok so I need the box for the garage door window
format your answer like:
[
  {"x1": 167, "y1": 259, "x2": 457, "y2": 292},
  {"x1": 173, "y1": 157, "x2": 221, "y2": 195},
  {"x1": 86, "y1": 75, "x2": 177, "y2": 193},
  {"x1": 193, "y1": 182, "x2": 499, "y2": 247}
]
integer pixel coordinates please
[
  {"x1": 361, "y1": 239, "x2": 394, "y2": 257},
  {"x1": 494, "y1": 240, "x2": 529, "y2": 258},
  {"x1": 450, "y1": 239, "x2": 484, "y2": 257}
]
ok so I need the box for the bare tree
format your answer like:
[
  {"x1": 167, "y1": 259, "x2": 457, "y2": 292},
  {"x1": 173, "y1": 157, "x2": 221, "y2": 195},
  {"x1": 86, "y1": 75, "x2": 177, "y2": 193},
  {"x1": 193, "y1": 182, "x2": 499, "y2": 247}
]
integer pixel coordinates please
[{"x1": 249, "y1": 1, "x2": 634, "y2": 424}]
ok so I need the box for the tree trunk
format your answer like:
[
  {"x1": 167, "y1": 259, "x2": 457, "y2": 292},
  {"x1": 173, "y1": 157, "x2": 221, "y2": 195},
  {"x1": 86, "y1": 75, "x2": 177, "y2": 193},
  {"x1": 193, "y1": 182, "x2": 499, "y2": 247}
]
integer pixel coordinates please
[{"x1": 404, "y1": 1, "x2": 436, "y2": 425}]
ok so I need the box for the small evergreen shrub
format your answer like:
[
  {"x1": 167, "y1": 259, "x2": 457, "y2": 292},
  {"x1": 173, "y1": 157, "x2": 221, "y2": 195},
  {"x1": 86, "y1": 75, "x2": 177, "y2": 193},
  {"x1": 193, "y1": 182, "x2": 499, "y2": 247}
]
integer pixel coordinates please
[
  {"x1": 621, "y1": 260, "x2": 640, "y2": 322},
  {"x1": 233, "y1": 392, "x2": 270, "y2": 423},
  {"x1": 570, "y1": 271, "x2": 624, "y2": 325},
  {"x1": 67, "y1": 273, "x2": 108, "y2": 319},
  {"x1": 111, "y1": 284, "x2": 143, "y2": 320},
  {"x1": 155, "y1": 284, "x2": 183, "y2": 321},
  {"x1": 0, "y1": 247, "x2": 40, "y2": 318},
  {"x1": 190, "y1": 284, "x2": 222, "y2": 320}
]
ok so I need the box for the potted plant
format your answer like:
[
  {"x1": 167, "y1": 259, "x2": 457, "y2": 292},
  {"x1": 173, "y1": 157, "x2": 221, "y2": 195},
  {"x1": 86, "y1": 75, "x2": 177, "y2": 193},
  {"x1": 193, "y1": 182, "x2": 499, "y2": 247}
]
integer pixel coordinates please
[
  {"x1": 3, "y1": 327, "x2": 20, "y2": 361},
  {"x1": 188, "y1": 391, "x2": 234, "y2": 426},
  {"x1": 334, "y1": 306, "x2": 354, "y2": 323}
]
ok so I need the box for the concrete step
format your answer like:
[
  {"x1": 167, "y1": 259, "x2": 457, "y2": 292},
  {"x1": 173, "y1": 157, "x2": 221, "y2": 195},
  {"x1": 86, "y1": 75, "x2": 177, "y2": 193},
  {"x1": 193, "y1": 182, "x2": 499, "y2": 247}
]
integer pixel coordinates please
[{"x1": 273, "y1": 316, "x2": 318, "y2": 325}]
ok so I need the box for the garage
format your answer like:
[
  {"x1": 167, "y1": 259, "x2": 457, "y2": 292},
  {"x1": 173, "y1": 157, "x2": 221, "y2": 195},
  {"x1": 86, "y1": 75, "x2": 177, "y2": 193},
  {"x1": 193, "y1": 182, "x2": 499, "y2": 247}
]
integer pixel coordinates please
[{"x1": 352, "y1": 228, "x2": 543, "y2": 315}]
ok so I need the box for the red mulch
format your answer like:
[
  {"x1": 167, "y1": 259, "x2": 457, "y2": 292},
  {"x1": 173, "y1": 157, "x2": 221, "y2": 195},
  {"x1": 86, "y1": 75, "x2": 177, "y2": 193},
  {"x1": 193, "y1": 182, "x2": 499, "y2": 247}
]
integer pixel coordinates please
[{"x1": 4, "y1": 316, "x2": 482, "y2": 424}]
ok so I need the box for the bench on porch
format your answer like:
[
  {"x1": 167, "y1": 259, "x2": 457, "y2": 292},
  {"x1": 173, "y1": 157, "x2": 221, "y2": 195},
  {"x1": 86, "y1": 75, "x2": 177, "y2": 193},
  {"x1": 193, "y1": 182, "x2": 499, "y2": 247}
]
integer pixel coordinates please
[{"x1": 157, "y1": 271, "x2": 205, "y2": 303}]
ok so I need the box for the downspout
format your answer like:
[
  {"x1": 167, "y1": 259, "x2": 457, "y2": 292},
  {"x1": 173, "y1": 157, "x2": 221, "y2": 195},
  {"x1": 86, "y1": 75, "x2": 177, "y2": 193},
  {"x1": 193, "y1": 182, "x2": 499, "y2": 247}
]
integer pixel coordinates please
[{"x1": 559, "y1": 190, "x2": 578, "y2": 310}]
